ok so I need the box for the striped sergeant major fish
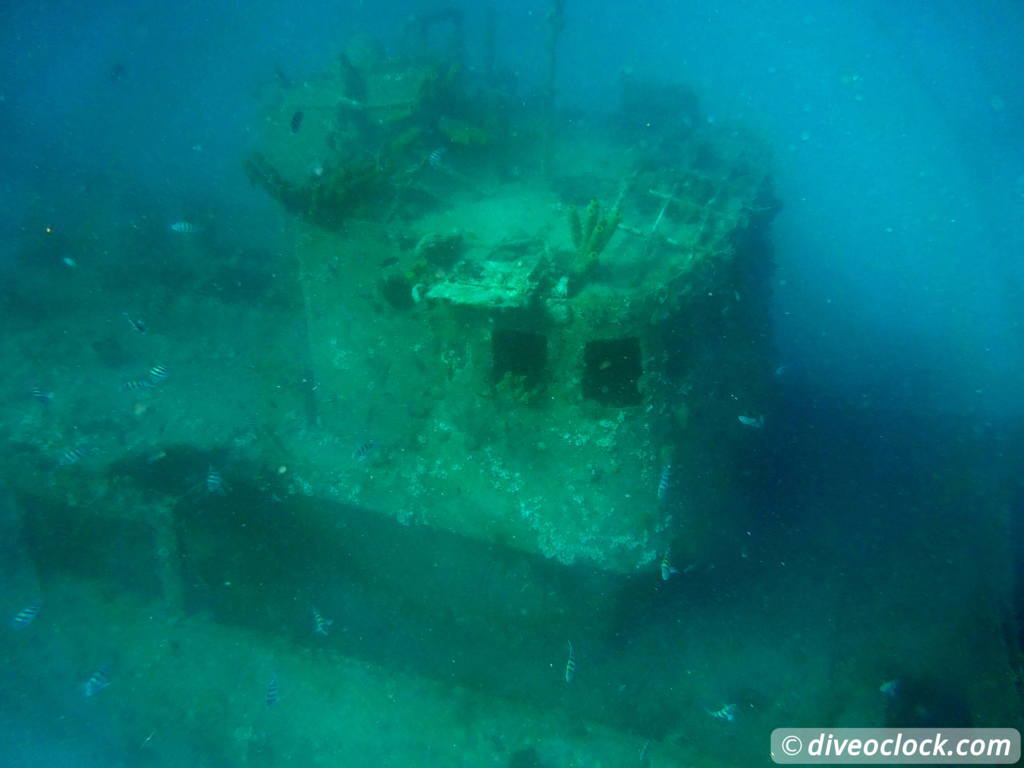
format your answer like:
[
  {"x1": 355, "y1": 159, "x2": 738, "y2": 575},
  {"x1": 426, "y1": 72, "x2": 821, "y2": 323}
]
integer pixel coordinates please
[
  {"x1": 82, "y1": 663, "x2": 112, "y2": 697},
  {"x1": 169, "y1": 221, "x2": 196, "y2": 234},
  {"x1": 10, "y1": 603, "x2": 41, "y2": 630},
  {"x1": 189, "y1": 465, "x2": 228, "y2": 498},
  {"x1": 311, "y1": 606, "x2": 333, "y2": 637},
  {"x1": 706, "y1": 703, "x2": 737, "y2": 721},
  {"x1": 122, "y1": 378, "x2": 155, "y2": 392},
  {"x1": 352, "y1": 440, "x2": 377, "y2": 462},
  {"x1": 204, "y1": 465, "x2": 226, "y2": 496},
  {"x1": 564, "y1": 641, "x2": 576, "y2": 684},
  {"x1": 31, "y1": 387, "x2": 53, "y2": 403},
  {"x1": 657, "y1": 464, "x2": 672, "y2": 500},
  {"x1": 58, "y1": 446, "x2": 89, "y2": 467},
  {"x1": 266, "y1": 676, "x2": 279, "y2": 706},
  {"x1": 148, "y1": 364, "x2": 169, "y2": 384}
]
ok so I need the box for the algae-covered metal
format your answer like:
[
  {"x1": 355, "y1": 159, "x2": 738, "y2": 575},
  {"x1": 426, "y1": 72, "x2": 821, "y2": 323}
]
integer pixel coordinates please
[{"x1": 249, "y1": 42, "x2": 778, "y2": 573}]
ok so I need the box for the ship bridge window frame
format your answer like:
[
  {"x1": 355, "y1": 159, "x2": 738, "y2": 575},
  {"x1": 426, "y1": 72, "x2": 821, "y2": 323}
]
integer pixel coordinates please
[{"x1": 491, "y1": 329, "x2": 548, "y2": 390}]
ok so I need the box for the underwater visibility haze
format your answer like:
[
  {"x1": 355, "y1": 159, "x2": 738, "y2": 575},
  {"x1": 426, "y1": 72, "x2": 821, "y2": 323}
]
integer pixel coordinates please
[{"x1": 1, "y1": 0, "x2": 1022, "y2": 765}]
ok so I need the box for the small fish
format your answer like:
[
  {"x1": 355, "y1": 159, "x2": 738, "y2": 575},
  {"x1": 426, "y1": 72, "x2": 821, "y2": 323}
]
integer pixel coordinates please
[
  {"x1": 58, "y1": 446, "x2": 87, "y2": 466},
  {"x1": 289, "y1": 110, "x2": 304, "y2": 134},
  {"x1": 564, "y1": 641, "x2": 576, "y2": 684},
  {"x1": 353, "y1": 440, "x2": 377, "y2": 462},
  {"x1": 62, "y1": 256, "x2": 77, "y2": 268},
  {"x1": 879, "y1": 679, "x2": 900, "y2": 698},
  {"x1": 31, "y1": 387, "x2": 54, "y2": 403},
  {"x1": 204, "y1": 465, "x2": 226, "y2": 496},
  {"x1": 266, "y1": 676, "x2": 279, "y2": 706},
  {"x1": 312, "y1": 606, "x2": 333, "y2": 637},
  {"x1": 123, "y1": 312, "x2": 147, "y2": 334},
  {"x1": 148, "y1": 364, "x2": 169, "y2": 383},
  {"x1": 657, "y1": 464, "x2": 672, "y2": 500},
  {"x1": 707, "y1": 703, "x2": 737, "y2": 721},
  {"x1": 273, "y1": 64, "x2": 293, "y2": 88},
  {"x1": 774, "y1": 364, "x2": 790, "y2": 377},
  {"x1": 82, "y1": 664, "x2": 111, "y2": 697},
  {"x1": 169, "y1": 221, "x2": 196, "y2": 234},
  {"x1": 122, "y1": 378, "x2": 154, "y2": 392},
  {"x1": 428, "y1": 147, "x2": 446, "y2": 168},
  {"x1": 737, "y1": 414, "x2": 764, "y2": 429},
  {"x1": 660, "y1": 549, "x2": 679, "y2": 581},
  {"x1": 10, "y1": 603, "x2": 41, "y2": 630}
]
